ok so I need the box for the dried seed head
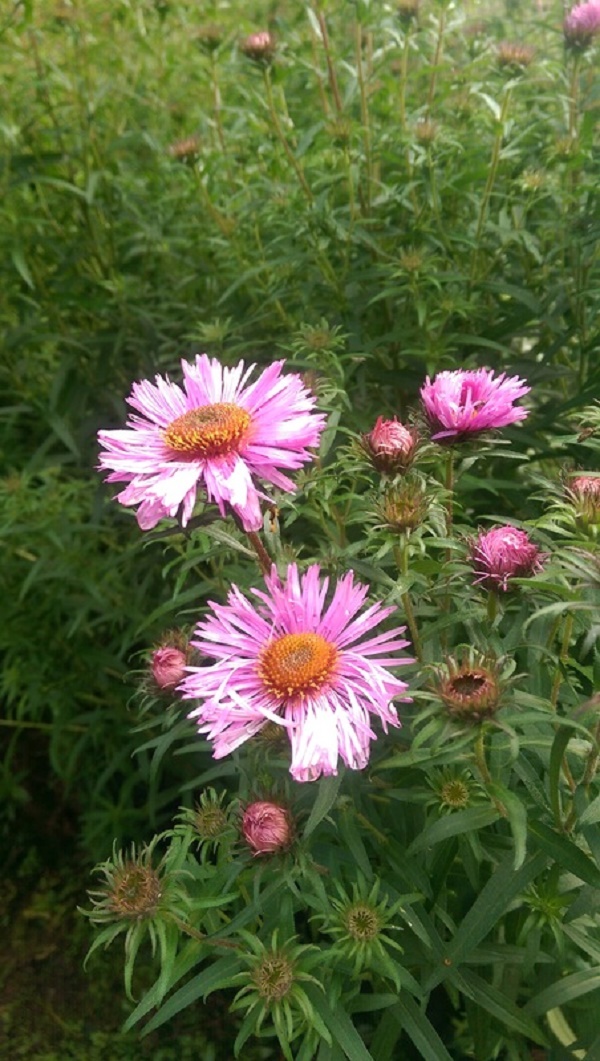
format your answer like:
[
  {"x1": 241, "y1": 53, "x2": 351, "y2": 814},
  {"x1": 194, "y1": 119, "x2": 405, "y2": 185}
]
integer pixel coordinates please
[
  {"x1": 434, "y1": 653, "x2": 504, "y2": 721},
  {"x1": 496, "y1": 41, "x2": 535, "y2": 70},
  {"x1": 344, "y1": 902, "x2": 381, "y2": 942},
  {"x1": 251, "y1": 952, "x2": 295, "y2": 1001},
  {"x1": 379, "y1": 479, "x2": 429, "y2": 533},
  {"x1": 167, "y1": 135, "x2": 201, "y2": 163}
]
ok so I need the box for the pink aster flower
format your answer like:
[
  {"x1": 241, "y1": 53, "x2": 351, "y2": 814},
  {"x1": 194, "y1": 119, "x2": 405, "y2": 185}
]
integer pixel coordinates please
[
  {"x1": 242, "y1": 801, "x2": 293, "y2": 855},
  {"x1": 97, "y1": 356, "x2": 325, "y2": 531},
  {"x1": 360, "y1": 417, "x2": 419, "y2": 474},
  {"x1": 470, "y1": 525, "x2": 547, "y2": 592},
  {"x1": 420, "y1": 368, "x2": 530, "y2": 443},
  {"x1": 564, "y1": 2, "x2": 600, "y2": 47},
  {"x1": 180, "y1": 564, "x2": 412, "y2": 782}
]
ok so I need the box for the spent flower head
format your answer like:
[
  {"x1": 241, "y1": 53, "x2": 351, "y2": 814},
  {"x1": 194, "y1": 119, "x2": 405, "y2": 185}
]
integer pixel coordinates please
[
  {"x1": 97, "y1": 355, "x2": 325, "y2": 532},
  {"x1": 420, "y1": 368, "x2": 530, "y2": 444},
  {"x1": 431, "y1": 650, "x2": 511, "y2": 722},
  {"x1": 469, "y1": 525, "x2": 547, "y2": 592},
  {"x1": 496, "y1": 41, "x2": 535, "y2": 70},
  {"x1": 181, "y1": 563, "x2": 412, "y2": 782},
  {"x1": 427, "y1": 767, "x2": 483, "y2": 811},
  {"x1": 175, "y1": 788, "x2": 235, "y2": 858},
  {"x1": 378, "y1": 477, "x2": 430, "y2": 534},
  {"x1": 565, "y1": 474, "x2": 600, "y2": 529}
]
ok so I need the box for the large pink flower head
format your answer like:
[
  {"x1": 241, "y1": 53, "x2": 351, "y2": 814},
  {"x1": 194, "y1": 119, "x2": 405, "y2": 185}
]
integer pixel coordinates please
[
  {"x1": 420, "y1": 368, "x2": 530, "y2": 443},
  {"x1": 470, "y1": 525, "x2": 547, "y2": 592},
  {"x1": 97, "y1": 356, "x2": 325, "y2": 531},
  {"x1": 564, "y1": 2, "x2": 600, "y2": 47},
  {"x1": 180, "y1": 564, "x2": 412, "y2": 782}
]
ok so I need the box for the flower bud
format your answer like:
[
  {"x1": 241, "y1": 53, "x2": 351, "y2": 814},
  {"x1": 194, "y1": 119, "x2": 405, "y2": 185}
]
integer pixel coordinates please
[
  {"x1": 469, "y1": 525, "x2": 546, "y2": 592},
  {"x1": 379, "y1": 479, "x2": 429, "y2": 533},
  {"x1": 167, "y1": 135, "x2": 201, "y2": 163},
  {"x1": 361, "y1": 418, "x2": 419, "y2": 474},
  {"x1": 564, "y1": 2, "x2": 600, "y2": 49},
  {"x1": 240, "y1": 30, "x2": 275, "y2": 63},
  {"x1": 151, "y1": 645, "x2": 188, "y2": 691},
  {"x1": 566, "y1": 474, "x2": 600, "y2": 528},
  {"x1": 242, "y1": 801, "x2": 293, "y2": 855}
]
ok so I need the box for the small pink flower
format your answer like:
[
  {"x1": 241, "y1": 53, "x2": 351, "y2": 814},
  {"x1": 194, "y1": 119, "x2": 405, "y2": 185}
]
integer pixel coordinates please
[
  {"x1": 361, "y1": 418, "x2": 419, "y2": 473},
  {"x1": 180, "y1": 564, "x2": 413, "y2": 782},
  {"x1": 470, "y1": 526, "x2": 547, "y2": 592},
  {"x1": 151, "y1": 646, "x2": 188, "y2": 691},
  {"x1": 564, "y1": 2, "x2": 600, "y2": 47},
  {"x1": 420, "y1": 368, "x2": 530, "y2": 444},
  {"x1": 242, "y1": 801, "x2": 293, "y2": 855},
  {"x1": 98, "y1": 356, "x2": 325, "y2": 532}
]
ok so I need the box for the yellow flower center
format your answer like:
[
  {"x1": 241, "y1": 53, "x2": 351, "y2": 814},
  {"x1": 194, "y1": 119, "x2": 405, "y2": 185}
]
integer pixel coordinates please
[
  {"x1": 259, "y1": 632, "x2": 338, "y2": 699},
  {"x1": 163, "y1": 402, "x2": 251, "y2": 459}
]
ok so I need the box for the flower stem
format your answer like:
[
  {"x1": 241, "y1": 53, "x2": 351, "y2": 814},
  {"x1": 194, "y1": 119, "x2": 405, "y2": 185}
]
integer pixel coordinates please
[
  {"x1": 395, "y1": 541, "x2": 423, "y2": 662},
  {"x1": 167, "y1": 913, "x2": 239, "y2": 950},
  {"x1": 246, "y1": 531, "x2": 274, "y2": 577},
  {"x1": 263, "y1": 68, "x2": 314, "y2": 205},
  {"x1": 470, "y1": 86, "x2": 512, "y2": 285},
  {"x1": 426, "y1": 5, "x2": 446, "y2": 114},
  {"x1": 550, "y1": 612, "x2": 573, "y2": 710},
  {"x1": 473, "y1": 729, "x2": 507, "y2": 817},
  {"x1": 444, "y1": 449, "x2": 454, "y2": 539},
  {"x1": 487, "y1": 591, "x2": 498, "y2": 624},
  {"x1": 316, "y1": 8, "x2": 343, "y2": 116},
  {"x1": 355, "y1": 22, "x2": 372, "y2": 215}
]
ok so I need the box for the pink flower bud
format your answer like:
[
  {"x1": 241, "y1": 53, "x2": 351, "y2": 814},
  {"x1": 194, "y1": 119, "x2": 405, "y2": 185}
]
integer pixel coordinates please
[
  {"x1": 151, "y1": 646, "x2": 188, "y2": 691},
  {"x1": 469, "y1": 526, "x2": 547, "y2": 592},
  {"x1": 242, "y1": 801, "x2": 293, "y2": 855},
  {"x1": 240, "y1": 30, "x2": 276, "y2": 62},
  {"x1": 361, "y1": 418, "x2": 419, "y2": 473},
  {"x1": 564, "y1": 2, "x2": 600, "y2": 48},
  {"x1": 566, "y1": 475, "x2": 600, "y2": 526}
]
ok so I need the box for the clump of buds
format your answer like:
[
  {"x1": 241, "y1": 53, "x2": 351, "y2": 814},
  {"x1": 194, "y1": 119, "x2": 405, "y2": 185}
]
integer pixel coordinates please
[
  {"x1": 432, "y1": 651, "x2": 506, "y2": 722},
  {"x1": 496, "y1": 41, "x2": 535, "y2": 70},
  {"x1": 242, "y1": 801, "x2": 294, "y2": 856},
  {"x1": 360, "y1": 418, "x2": 419, "y2": 474},
  {"x1": 469, "y1": 525, "x2": 547, "y2": 592},
  {"x1": 240, "y1": 30, "x2": 276, "y2": 63}
]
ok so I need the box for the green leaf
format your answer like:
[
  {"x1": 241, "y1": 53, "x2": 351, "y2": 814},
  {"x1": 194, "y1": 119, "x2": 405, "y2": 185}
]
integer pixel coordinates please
[
  {"x1": 386, "y1": 997, "x2": 454, "y2": 1061},
  {"x1": 576, "y1": 791, "x2": 600, "y2": 827},
  {"x1": 458, "y1": 969, "x2": 547, "y2": 1045},
  {"x1": 488, "y1": 784, "x2": 527, "y2": 869},
  {"x1": 407, "y1": 807, "x2": 500, "y2": 855},
  {"x1": 304, "y1": 984, "x2": 374, "y2": 1061},
  {"x1": 141, "y1": 954, "x2": 242, "y2": 1036},
  {"x1": 528, "y1": 820, "x2": 600, "y2": 888},
  {"x1": 524, "y1": 969, "x2": 600, "y2": 1017},
  {"x1": 303, "y1": 774, "x2": 342, "y2": 838},
  {"x1": 424, "y1": 852, "x2": 547, "y2": 992},
  {"x1": 549, "y1": 726, "x2": 573, "y2": 827}
]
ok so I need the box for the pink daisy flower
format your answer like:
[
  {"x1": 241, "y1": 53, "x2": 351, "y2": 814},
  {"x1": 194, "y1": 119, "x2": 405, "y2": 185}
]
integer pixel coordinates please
[
  {"x1": 564, "y1": 2, "x2": 600, "y2": 47},
  {"x1": 469, "y1": 525, "x2": 547, "y2": 592},
  {"x1": 180, "y1": 564, "x2": 413, "y2": 782},
  {"x1": 97, "y1": 356, "x2": 325, "y2": 532},
  {"x1": 420, "y1": 368, "x2": 530, "y2": 443}
]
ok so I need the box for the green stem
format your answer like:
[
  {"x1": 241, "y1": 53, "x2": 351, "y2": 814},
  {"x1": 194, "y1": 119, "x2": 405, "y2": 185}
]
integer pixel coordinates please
[
  {"x1": 355, "y1": 22, "x2": 372, "y2": 215},
  {"x1": 0, "y1": 719, "x2": 88, "y2": 733},
  {"x1": 395, "y1": 541, "x2": 423, "y2": 662},
  {"x1": 486, "y1": 591, "x2": 498, "y2": 624},
  {"x1": 426, "y1": 6, "x2": 446, "y2": 114},
  {"x1": 474, "y1": 729, "x2": 507, "y2": 817},
  {"x1": 263, "y1": 68, "x2": 314, "y2": 205},
  {"x1": 167, "y1": 913, "x2": 239, "y2": 950},
  {"x1": 316, "y1": 8, "x2": 343, "y2": 115},
  {"x1": 550, "y1": 612, "x2": 573, "y2": 710},
  {"x1": 444, "y1": 449, "x2": 454, "y2": 539},
  {"x1": 470, "y1": 86, "x2": 512, "y2": 286}
]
